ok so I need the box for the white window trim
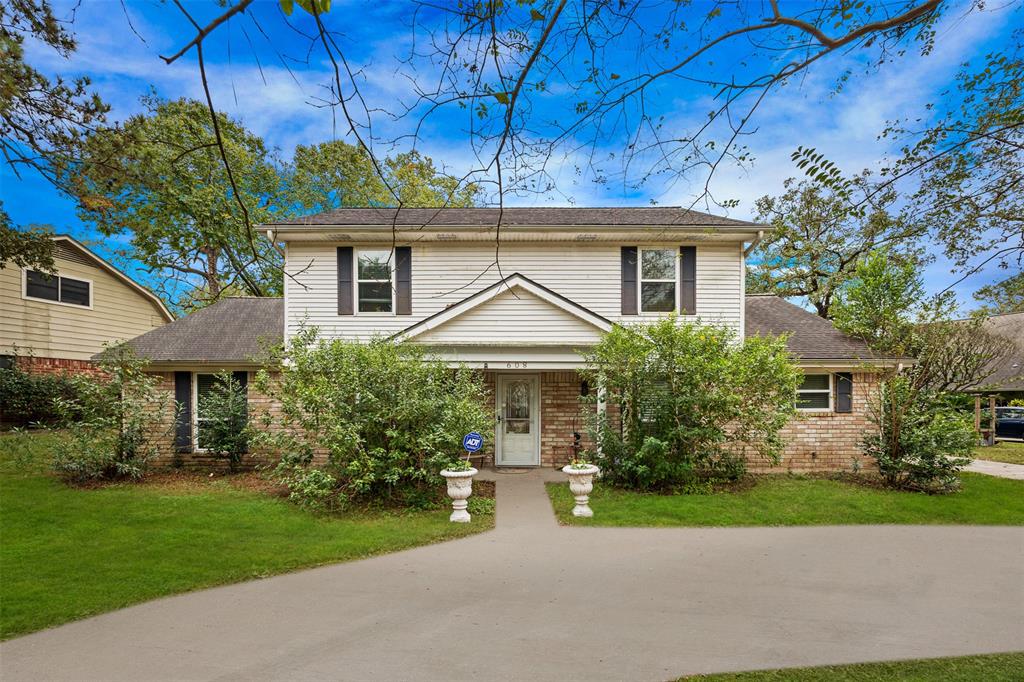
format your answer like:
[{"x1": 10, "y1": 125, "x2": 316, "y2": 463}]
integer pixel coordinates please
[
  {"x1": 21, "y1": 268, "x2": 94, "y2": 310},
  {"x1": 192, "y1": 372, "x2": 214, "y2": 453},
  {"x1": 354, "y1": 248, "x2": 395, "y2": 316},
  {"x1": 637, "y1": 246, "x2": 678, "y2": 315},
  {"x1": 796, "y1": 373, "x2": 833, "y2": 412}
]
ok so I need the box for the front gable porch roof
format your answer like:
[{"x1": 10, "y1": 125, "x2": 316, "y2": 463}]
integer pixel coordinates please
[{"x1": 392, "y1": 273, "x2": 612, "y2": 344}]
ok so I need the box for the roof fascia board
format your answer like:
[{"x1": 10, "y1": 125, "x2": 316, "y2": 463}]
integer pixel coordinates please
[{"x1": 267, "y1": 223, "x2": 764, "y2": 232}]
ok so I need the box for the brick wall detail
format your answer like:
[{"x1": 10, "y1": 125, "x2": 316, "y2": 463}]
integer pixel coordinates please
[
  {"x1": 16, "y1": 356, "x2": 105, "y2": 377},
  {"x1": 142, "y1": 369, "x2": 880, "y2": 474}
]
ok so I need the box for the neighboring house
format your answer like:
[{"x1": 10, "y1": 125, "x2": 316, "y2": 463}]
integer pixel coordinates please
[
  {"x1": 120, "y1": 207, "x2": 904, "y2": 472},
  {"x1": 967, "y1": 312, "x2": 1024, "y2": 400},
  {"x1": 2, "y1": 235, "x2": 173, "y2": 373}
]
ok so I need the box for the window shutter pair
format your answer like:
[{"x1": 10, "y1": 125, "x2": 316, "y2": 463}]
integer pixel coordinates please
[
  {"x1": 173, "y1": 371, "x2": 250, "y2": 453},
  {"x1": 337, "y1": 246, "x2": 412, "y2": 315},
  {"x1": 620, "y1": 246, "x2": 696, "y2": 316},
  {"x1": 835, "y1": 373, "x2": 853, "y2": 413}
]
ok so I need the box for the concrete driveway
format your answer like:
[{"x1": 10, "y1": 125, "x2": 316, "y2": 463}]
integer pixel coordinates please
[{"x1": 2, "y1": 470, "x2": 1022, "y2": 681}]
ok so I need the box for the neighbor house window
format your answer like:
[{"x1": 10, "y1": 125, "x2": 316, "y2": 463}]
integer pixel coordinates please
[
  {"x1": 639, "y1": 248, "x2": 676, "y2": 313},
  {"x1": 796, "y1": 374, "x2": 832, "y2": 410},
  {"x1": 356, "y1": 250, "x2": 393, "y2": 313},
  {"x1": 24, "y1": 270, "x2": 91, "y2": 307}
]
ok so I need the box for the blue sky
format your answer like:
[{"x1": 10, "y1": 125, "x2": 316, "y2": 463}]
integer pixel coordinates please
[{"x1": 1, "y1": 0, "x2": 1020, "y2": 309}]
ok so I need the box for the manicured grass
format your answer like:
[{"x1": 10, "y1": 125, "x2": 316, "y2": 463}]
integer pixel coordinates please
[
  {"x1": 547, "y1": 473, "x2": 1024, "y2": 527},
  {"x1": 975, "y1": 440, "x2": 1024, "y2": 465},
  {"x1": 0, "y1": 431, "x2": 493, "y2": 640},
  {"x1": 680, "y1": 651, "x2": 1024, "y2": 681}
]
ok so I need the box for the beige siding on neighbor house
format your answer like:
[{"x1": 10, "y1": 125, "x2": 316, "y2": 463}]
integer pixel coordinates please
[
  {"x1": 0, "y1": 257, "x2": 169, "y2": 361},
  {"x1": 284, "y1": 241, "x2": 744, "y2": 342}
]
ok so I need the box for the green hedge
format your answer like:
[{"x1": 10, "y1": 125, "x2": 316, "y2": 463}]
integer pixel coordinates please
[{"x1": 0, "y1": 366, "x2": 82, "y2": 426}]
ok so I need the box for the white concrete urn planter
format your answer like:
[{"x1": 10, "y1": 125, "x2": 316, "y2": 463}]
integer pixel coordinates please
[
  {"x1": 562, "y1": 464, "x2": 600, "y2": 517},
  {"x1": 440, "y1": 467, "x2": 478, "y2": 523}
]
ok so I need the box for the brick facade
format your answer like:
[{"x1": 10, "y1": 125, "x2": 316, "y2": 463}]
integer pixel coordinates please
[
  {"x1": 752, "y1": 371, "x2": 880, "y2": 474},
  {"x1": 144, "y1": 371, "x2": 280, "y2": 471},
  {"x1": 14, "y1": 355, "x2": 105, "y2": 377},
  {"x1": 145, "y1": 368, "x2": 879, "y2": 475}
]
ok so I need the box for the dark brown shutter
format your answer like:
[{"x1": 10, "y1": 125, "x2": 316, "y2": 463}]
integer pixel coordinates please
[
  {"x1": 395, "y1": 246, "x2": 412, "y2": 315},
  {"x1": 337, "y1": 246, "x2": 353, "y2": 315},
  {"x1": 679, "y1": 246, "x2": 696, "y2": 315},
  {"x1": 232, "y1": 371, "x2": 249, "y2": 453},
  {"x1": 835, "y1": 372, "x2": 853, "y2": 413},
  {"x1": 621, "y1": 246, "x2": 638, "y2": 315},
  {"x1": 174, "y1": 372, "x2": 192, "y2": 453}
]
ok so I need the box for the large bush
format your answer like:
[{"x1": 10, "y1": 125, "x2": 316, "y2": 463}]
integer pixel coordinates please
[
  {"x1": 254, "y1": 330, "x2": 492, "y2": 508},
  {"x1": 863, "y1": 376, "x2": 975, "y2": 493},
  {"x1": 580, "y1": 317, "x2": 800, "y2": 491},
  {"x1": 50, "y1": 345, "x2": 168, "y2": 483},
  {"x1": 0, "y1": 362, "x2": 81, "y2": 426}
]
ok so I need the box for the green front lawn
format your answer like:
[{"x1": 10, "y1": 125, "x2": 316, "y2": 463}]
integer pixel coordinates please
[
  {"x1": 975, "y1": 440, "x2": 1024, "y2": 465},
  {"x1": 681, "y1": 651, "x2": 1024, "y2": 681},
  {"x1": 547, "y1": 473, "x2": 1024, "y2": 527},
  {"x1": 0, "y1": 431, "x2": 493, "y2": 640}
]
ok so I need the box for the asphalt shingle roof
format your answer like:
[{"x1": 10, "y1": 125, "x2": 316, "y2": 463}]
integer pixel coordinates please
[
  {"x1": 266, "y1": 206, "x2": 760, "y2": 228},
  {"x1": 745, "y1": 295, "x2": 886, "y2": 361},
  {"x1": 120, "y1": 294, "x2": 886, "y2": 364},
  {"x1": 972, "y1": 312, "x2": 1024, "y2": 392},
  {"x1": 113, "y1": 297, "x2": 283, "y2": 364}
]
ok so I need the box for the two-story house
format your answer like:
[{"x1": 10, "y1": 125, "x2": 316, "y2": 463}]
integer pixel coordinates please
[
  {"x1": 2, "y1": 235, "x2": 173, "y2": 374},
  {"x1": 121, "y1": 207, "x2": 904, "y2": 471}
]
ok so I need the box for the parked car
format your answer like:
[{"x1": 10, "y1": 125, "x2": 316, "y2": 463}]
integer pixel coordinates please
[{"x1": 995, "y1": 407, "x2": 1024, "y2": 439}]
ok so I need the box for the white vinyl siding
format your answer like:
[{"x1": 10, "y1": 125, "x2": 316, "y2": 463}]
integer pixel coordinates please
[
  {"x1": 415, "y1": 287, "x2": 605, "y2": 345},
  {"x1": 284, "y1": 241, "x2": 744, "y2": 342}
]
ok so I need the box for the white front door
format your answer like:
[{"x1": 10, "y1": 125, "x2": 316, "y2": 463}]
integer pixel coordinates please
[{"x1": 496, "y1": 374, "x2": 541, "y2": 466}]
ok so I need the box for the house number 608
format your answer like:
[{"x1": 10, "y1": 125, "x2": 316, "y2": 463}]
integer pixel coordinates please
[{"x1": 506, "y1": 362, "x2": 528, "y2": 369}]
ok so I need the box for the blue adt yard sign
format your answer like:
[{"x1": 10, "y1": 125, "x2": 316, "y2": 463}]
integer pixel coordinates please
[{"x1": 462, "y1": 432, "x2": 483, "y2": 453}]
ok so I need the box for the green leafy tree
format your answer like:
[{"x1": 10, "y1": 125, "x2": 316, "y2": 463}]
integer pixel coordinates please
[
  {"x1": 0, "y1": 203, "x2": 54, "y2": 272},
  {"x1": 831, "y1": 250, "x2": 925, "y2": 354},
  {"x1": 288, "y1": 141, "x2": 480, "y2": 213},
  {"x1": 974, "y1": 272, "x2": 1024, "y2": 315},
  {"x1": 254, "y1": 329, "x2": 492, "y2": 508},
  {"x1": 67, "y1": 97, "x2": 286, "y2": 309},
  {"x1": 833, "y1": 252, "x2": 1011, "y2": 490},
  {"x1": 888, "y1": 42, "x2": 1023, "y2": 295},
  {"x1": 749, "y1": 173, "x2": 922, "y2": 319},
  {"x1": 580, "y1": 317, "x2": 799, "y2": 491},
  {"x1": 0, "y1": 0, "x2": 108, "y2": 186}
]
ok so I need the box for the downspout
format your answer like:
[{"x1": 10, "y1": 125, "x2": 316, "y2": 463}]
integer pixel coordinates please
[{"x1": 743, "y1": 230, "x2": 765, "y2": 257}]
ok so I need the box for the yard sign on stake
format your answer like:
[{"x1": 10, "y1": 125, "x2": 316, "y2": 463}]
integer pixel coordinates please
[{"x1": 463, "y1": 431, "x2": 483, "y2": 459}]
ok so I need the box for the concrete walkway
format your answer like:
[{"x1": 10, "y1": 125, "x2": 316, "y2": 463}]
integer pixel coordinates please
[
  {"x1": 965, "y1": 458, "x2": 1024, "y2": 480},
  {"x1": 2, "y1": 470, "x2": 1022, "y2": 681}
]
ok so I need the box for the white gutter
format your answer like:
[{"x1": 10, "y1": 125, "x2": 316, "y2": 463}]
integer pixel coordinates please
[{"x1": 743, "y1": 230, "x2": 765, "y2": 256}]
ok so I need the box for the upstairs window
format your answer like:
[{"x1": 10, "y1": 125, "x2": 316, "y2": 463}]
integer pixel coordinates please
[
  {"x1": 24, "y1": 270, "x2": 91, "y2": 307},
  {"x1": 796, "y1": 374, "x2": 832, "y2": 410},
  {"x1": 639, "y1": 248, "x2": 676, "y2": 313},
  {"x1": 357, "y1": 250, "x2": 393, "y2": 313}
]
